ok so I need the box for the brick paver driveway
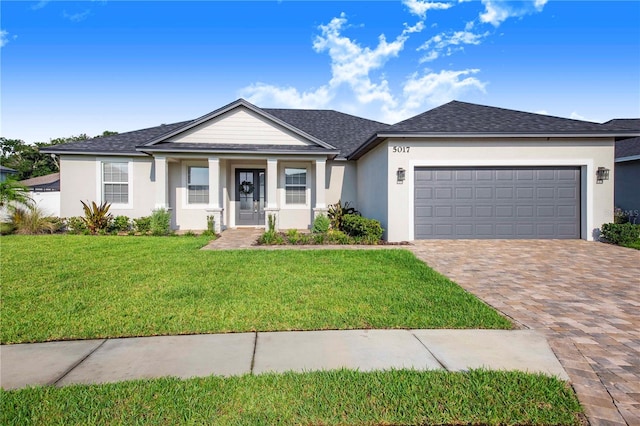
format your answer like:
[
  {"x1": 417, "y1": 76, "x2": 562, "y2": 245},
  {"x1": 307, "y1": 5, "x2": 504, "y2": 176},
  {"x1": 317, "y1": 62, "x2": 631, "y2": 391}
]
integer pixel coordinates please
[{"x1": 410, "y1": 240, "x2": 639, "y2": 426}]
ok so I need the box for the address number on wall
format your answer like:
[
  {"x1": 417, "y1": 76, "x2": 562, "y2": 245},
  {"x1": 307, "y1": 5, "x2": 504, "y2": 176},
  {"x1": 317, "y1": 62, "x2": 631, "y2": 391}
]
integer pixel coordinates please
[{"x1": 392, "y1": 146, "x2": 410, "y2": 153}]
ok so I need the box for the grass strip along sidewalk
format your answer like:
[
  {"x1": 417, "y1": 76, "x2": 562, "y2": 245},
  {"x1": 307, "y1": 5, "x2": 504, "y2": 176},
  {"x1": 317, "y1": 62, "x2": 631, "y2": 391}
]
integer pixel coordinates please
[
  {"x1": 1, "y1": 235, "x2": 511, "y2": 344},
  {"x1": 1, "y1": 369, "x2": 583, "y2": 426}
]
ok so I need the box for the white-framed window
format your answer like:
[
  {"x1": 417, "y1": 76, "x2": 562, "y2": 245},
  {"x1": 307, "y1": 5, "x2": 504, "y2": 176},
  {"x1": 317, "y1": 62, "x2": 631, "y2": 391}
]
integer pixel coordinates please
[
  {"x1": 98, "y1": 160, "x2": 133, "y2": 208},
  {"x1": 285, "y1": 167, "x2": 307, "y2": 205},
  {"x1": 187, "y1": 166, "x2": 209, "y2": 204}
]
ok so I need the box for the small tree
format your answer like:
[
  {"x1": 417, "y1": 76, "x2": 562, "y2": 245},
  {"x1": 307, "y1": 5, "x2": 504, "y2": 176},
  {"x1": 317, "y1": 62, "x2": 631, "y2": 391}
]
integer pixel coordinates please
[{"x1": 0, "y1": 179, "x2": 32, "y2": 208}]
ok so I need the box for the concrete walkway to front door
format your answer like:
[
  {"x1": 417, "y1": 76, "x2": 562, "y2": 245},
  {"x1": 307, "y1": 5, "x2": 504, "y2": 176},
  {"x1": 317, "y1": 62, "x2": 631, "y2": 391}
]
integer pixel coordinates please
[
  {"x1": 202, "y1": 227, "x2": 264, "y2": 249},
  {"x1": 410, "y1": 240, "x2": 640, "y2": 426}
]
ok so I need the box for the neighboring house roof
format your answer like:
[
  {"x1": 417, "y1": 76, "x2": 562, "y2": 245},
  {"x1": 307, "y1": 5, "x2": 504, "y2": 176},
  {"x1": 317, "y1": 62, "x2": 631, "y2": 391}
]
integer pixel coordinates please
[
  {"x1": 19, "y1": 172, "x2": 61, "y2": 191},
  {"x1": 615, "y1": 137, "x2": 640, "y2": 162},
  {"x1": 0, "y1": 165, "x2": 17, "y2": 173},
  {"x1": 349, "y1": 101, "x2": 639, "y2": 159}
]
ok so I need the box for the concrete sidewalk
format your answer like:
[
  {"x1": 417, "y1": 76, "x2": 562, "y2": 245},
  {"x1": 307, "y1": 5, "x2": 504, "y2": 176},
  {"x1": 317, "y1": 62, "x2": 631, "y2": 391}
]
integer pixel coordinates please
[{"x1": 1, "y1": 329, "x2": 568, "y2": 390}]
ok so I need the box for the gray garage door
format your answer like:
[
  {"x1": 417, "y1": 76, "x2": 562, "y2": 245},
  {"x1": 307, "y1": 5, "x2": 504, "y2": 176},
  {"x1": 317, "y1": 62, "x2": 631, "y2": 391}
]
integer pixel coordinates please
[{"x1": 414, "y1": 167, "x2": 580, "y2": 239}]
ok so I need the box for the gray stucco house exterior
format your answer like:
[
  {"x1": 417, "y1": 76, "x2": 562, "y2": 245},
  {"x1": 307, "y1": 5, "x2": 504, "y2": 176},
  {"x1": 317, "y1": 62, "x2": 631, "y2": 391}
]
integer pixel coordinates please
[
  {"x1": 42, "y1": 99, "x2": 638, "y2": 241},
  {"x1": 605, "y1": 119, "x2": 640, "y2": 222}
]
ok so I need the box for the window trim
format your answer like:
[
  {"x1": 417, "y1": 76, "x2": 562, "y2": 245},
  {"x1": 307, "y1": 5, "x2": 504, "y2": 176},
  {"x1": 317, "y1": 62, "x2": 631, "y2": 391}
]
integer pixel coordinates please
[
  {"x1": 181, "y1": 161, "x2": 210, "y2": 209},
  {"x1": 281, "y1": 164, "x2": 310, "y2": 209},
  {"x1": 187, "y1": 165, "x2": 210, "y2": 205},
  {"x1": 96, "y1": 158, "x2": 133, "y2": 209}
]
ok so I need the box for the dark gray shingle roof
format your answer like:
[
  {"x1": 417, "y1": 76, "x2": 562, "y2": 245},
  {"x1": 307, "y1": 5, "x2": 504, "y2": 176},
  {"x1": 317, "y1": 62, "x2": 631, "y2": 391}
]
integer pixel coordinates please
[
  {"x1": 616, "y1": 137, "x2": 640, "y2": 159},
  {"x1": 40, "y1": 121, "x2": 193, "y2": 155},
  {"x1": 263, "y1": 109, "x2": 389, "y2": 157},
  {"x1": 602, "y1": 119, "x2": 640, "y2": 131},
  {"x1": 385, "y1": 101, "x2": 609, "y2": 134}
]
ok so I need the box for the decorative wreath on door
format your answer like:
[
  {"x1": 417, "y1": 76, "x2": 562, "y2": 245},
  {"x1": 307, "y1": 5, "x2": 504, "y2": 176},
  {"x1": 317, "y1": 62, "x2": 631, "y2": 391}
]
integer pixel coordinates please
[{"x1": 239, "y1": 180, "x2": 255, "y2": 195}]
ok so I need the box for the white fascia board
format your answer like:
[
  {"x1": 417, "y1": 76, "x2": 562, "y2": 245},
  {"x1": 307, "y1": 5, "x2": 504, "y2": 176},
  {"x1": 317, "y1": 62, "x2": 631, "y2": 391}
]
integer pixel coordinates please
[
  {"x1": 45, "y1": 151, "x2": 148, "y2": 157},
  {"x1": 615, "y1": 155, "x2": 640, "y2": 163}
]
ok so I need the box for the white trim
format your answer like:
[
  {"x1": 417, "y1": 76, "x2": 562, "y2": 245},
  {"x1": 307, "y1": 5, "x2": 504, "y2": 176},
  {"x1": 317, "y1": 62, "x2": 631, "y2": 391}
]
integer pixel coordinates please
[
  {"x1": 407, "y1": 159, "x2": 594, "y2": 241},
  {"x1": 181, "y1": 160, "x2": 209, "y2": 209},
  {"x1": 95, "y1": 158, "x2": 133, "y2": 209},
  {"x1": 281, "y1": 162, "x2": 311, "y2": 210},
  {"x1": 615, "y1": 155, "x2": 640, "y2": 163}
]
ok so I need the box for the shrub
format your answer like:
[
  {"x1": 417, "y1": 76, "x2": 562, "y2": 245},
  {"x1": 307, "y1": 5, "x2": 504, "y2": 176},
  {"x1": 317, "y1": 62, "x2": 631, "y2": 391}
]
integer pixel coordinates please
[
  {"x1": 150, "y1": 208, "x2": 172, "y2": 236},
  {"x1": 614, "y1": 208, "x2": 629, "y2": 224},
  {"x1": 267, "y1": 214, "x2": 276, "y2": 233},
  {"x1": 112, "y1": 215, "x2": 131, "y2": 232},
  {"x1": 342, "y1": 214, "x2": 383, "y2": 244},
  {"x1": 81, "y1": 201, "x2": 113, "y2": 234},
  {"x1": 66, "y1": 216, "x2": 88, "y2": 234},
  {"x1": 200, "y1": 229, "x2": 216, "y2": 238},
  {"x1": 312, "y1": 214, "x2": 330, "y2": 234},
  {"x1": 134, "y1": 216, "x2": 152, "y2": 234},
  {"x1": 328, "y1": 229, "x2": 352, "y2": 244},
  {"x1": 327, "y1": 200, "x2": 359, "y2": 231},
  {"x1": 206, "y1": 215, "x2": 216, "y2": 233},
  {"x1": 286, "y1": 229, "x2": 300, "y2": 244},
  {"x1": 258, "y1": 230, "x2": 284, "y2": 245},
  {"x1": 600, "y1": 223, "x2": 640, "y2": 245},
  {"x1": 183, "y1": 230, "x2": 197, "y2": 237},
  {"x1": 313, "y1": 233, "x2": 326, "y2": 244},
  {"x1": 9, "y1": 205, "x2": 60, "y2": 235}
]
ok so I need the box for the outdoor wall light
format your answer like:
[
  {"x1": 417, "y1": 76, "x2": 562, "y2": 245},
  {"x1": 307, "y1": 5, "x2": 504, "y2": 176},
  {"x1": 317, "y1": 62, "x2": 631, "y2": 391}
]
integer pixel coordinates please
[
  {"x1": 396, "y1": 167, "x2": 406, "y2": 183},
  {"x1": 596, "y1": 167, "x2": 610, "y2": 183}
]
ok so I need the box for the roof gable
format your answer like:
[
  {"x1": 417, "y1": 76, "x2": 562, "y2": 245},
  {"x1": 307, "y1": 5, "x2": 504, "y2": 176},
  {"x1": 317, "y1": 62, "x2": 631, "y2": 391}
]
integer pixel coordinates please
[{"x1": 144, "y1": 99, "x2": 335, "y2": 150}]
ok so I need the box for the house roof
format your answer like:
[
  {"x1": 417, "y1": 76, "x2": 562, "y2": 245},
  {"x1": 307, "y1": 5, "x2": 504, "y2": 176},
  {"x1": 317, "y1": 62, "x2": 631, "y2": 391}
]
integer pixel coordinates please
[
  {"x1": 40, "y1": 121, "x2": 193, "y2": 156},
  {"x1": 602, "y1": 118, "x2": 640, "y2": 131},
  {"x1": 41, "y1": 99, "x2": 636, "y2": 161},
  {"x1": 383, "y1": 101, "x2": 617, "y2": 134},
  {"x1": 615, "y1": 137, "x2": 640, "y2": 161},
  {"x1": 348, "y1": 101, "x2": 639, "y2": 159},
  {"x1": 19, "y1": 172, "x2": 60, "y2": 191}
]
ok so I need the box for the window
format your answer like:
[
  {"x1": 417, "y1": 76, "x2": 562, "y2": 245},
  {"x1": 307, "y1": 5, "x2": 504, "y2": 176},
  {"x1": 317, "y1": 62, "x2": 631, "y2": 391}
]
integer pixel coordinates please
[
  {"x1": 188, "y1": 166, "x2": 209, "y2": 204},
  {"x1": 103, "y1": 162, "x2": 129, "y2": 204},
  {"x1": 285, "y1": 167, "x2": 306, "y2": 204}
]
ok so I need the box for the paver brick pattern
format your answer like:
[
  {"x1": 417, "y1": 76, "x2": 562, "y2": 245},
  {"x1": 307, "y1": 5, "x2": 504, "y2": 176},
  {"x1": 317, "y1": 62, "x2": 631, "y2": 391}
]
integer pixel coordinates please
[{"x1": 410, "y1": 240, "x2": 640, "y2": 426}]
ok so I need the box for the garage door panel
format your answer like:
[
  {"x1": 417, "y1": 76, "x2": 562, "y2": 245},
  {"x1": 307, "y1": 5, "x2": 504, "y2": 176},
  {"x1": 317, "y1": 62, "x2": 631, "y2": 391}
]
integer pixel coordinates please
[{"x1": 414, "y1": 166, "x2": 580, "y2": 239}]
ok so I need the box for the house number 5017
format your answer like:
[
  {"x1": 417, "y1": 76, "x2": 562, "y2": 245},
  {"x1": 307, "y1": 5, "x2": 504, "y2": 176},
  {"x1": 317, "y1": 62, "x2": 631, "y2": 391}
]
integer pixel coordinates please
[{"x1": 392, "y1": 146, "x2": 410, "y2": 153}]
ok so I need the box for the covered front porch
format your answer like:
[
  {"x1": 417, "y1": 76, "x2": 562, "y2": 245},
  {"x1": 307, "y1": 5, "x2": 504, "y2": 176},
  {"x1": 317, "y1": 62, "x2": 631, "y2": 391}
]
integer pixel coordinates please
[{"x1": 152, "y1": 155, "x2": 330, "y2": 233}]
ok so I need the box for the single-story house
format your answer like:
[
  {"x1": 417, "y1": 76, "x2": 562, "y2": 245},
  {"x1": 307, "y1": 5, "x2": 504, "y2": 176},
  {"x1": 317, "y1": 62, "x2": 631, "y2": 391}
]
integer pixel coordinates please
[
  {"x1": 18, "y1": 173, "x2": 61, "y2": 217},
  {"x1": 603, "y1": 119, "x2": 640, "y2": 222},
  {"x1": 41, "y1": 99, "x2": 638, "y2": 241}
]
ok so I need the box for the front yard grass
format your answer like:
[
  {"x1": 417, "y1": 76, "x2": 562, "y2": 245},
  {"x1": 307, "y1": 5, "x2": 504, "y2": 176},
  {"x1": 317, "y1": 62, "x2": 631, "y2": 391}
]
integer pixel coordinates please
[
  {"x1": 1, "y1": 369, "x2": 583, "y2": 426},
  {"x1": 1, "y1": 235, "x2": 511, "y2": 344}
]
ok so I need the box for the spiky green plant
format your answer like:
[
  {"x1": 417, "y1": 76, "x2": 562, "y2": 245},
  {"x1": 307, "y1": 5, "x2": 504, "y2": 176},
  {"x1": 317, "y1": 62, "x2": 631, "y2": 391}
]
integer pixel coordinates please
[{"x1": 80, "y1": 201, "x2": 112, "y2": 234}]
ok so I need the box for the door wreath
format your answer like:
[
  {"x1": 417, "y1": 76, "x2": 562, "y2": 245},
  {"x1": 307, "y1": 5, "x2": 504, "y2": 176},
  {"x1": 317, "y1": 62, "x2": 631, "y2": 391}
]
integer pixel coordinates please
[{"x1": 239, "y1": 180, "x2": 255, "y2": 195}]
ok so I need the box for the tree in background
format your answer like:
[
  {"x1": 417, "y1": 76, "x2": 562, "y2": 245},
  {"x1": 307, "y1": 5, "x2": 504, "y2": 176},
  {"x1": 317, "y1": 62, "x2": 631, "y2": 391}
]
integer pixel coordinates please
[{"x1": 0, "y1": 131, "x2": 118, "y2": 180}]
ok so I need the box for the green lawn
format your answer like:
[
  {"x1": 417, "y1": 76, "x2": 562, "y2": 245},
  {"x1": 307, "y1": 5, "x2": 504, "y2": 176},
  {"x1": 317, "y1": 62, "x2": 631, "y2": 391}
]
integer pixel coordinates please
[
  {"x1": 623, "y1": 240, "x2": 640, "y2": 250},
  {"x1": 1, "y1": 369, "x2": 583, "y2": 426},
  {"x1": 1, "y1": 235, "x2": 511, "y2": 344}
]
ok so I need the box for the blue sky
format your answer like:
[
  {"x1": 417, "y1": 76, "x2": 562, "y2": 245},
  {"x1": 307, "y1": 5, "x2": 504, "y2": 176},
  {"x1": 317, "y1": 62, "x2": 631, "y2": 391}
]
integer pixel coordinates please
[{"x1": 1, "y1": 0, "x2": 639, "y2": 143}]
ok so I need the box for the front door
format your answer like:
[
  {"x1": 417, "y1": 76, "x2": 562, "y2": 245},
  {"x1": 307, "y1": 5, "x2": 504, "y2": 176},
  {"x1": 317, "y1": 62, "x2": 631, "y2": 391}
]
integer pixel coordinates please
[{"x1": 236, "y1": 169, "x2": 265, "y2": 226}]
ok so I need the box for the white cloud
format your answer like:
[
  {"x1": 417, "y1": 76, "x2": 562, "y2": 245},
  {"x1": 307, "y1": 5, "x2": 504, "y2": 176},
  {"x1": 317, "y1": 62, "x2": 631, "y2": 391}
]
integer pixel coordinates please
[
  {"x1": 479, "y1": 0, "x2": 547, "y2": 27},
  {"x1": 241, "y1": 13, "x2": 487, "y2": 124},
  {"x1": 63, "y1": 10, "x2": 91, "y2": 22},
  {"x1": 384, "y1": 69, "x2": 486, "y2": 122},
  {"x1": 402, "y1": 0, "x2": 453, "y2": 19},
  {"x1": 535, "y1": 110, "x2": 549, "y2": 115},
  {"x1": 0, "y1": 30, "x2": 8, "y2": 48},
  {"x1": 418, "y1": 30, "x2": 489, "y2": 62},
  {"x1": 31, "y1": 0, "x2": 50, "y2": 10}
]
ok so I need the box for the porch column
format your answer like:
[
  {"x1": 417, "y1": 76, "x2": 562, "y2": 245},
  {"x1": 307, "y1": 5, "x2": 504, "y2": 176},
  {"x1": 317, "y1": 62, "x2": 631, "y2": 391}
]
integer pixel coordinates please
[
  {"x1": 154, "y1": 155, "x2": 169, "y2": 209},
  {"x1": 264, "y1": 158, "x2": 279, "y2": 230},
  {"x1": 206, "y1": 157, "x2": 223, "y2": 233},
  {"x1": 313, "y1": 159, "x2": 328, "y2": 219}
]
